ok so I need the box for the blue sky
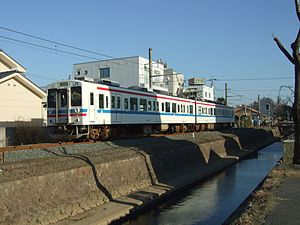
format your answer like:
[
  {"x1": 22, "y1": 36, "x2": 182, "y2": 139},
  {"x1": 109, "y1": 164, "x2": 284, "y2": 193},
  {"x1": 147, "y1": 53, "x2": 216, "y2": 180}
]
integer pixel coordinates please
[{"x1": 0, "y1": 0, "x2": 297, "y2": 106}]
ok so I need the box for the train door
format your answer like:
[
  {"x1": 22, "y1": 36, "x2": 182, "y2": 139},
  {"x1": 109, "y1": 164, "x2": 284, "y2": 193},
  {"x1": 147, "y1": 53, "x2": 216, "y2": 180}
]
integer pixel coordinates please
[
  {"x1": 89, "y1": 92, "x2": 95, "y2": 122},
  {"x1": 47, "y1": 89, "x2": 68, "y2": 124},
  {"x1": 111, "y1": 94, "x2": 122, "y2": 123}
]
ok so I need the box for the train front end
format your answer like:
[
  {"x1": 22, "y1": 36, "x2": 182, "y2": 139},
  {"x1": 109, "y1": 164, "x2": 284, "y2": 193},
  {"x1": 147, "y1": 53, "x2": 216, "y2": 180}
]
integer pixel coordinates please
[{"x1": 47, "y1": 80, "x2": 88, "y2": 140}]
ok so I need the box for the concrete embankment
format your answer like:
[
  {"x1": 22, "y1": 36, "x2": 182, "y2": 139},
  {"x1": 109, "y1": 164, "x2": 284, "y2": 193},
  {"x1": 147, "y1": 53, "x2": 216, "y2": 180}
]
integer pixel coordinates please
[{"x1": 0, "y1": 128, "x2": 280, "y2": 225}]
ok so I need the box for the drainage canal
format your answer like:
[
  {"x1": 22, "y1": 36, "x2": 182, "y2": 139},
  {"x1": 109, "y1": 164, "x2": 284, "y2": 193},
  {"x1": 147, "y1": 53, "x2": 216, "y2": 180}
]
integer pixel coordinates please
[{"x1": 122, "y1": 142, "x2": 282, "y2": 225}]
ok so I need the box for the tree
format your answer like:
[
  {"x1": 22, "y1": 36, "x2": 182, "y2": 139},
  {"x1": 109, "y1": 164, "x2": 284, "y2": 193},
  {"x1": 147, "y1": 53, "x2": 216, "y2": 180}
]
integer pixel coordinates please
[{"x1": 273, "y1": 0, "x2": 300, "y2": 164}]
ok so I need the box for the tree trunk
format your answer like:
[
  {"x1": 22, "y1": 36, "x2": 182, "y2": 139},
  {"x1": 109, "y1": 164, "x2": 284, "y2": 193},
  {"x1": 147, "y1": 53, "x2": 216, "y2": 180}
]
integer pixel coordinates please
[
  {"x1": 274, "y1": 1, "x2": 300, "y2": 164},
  {"x1": 293, "y1": 28, "x2": 300, "y2": 163},
  {"x1": 293, "y1": 62, "x2": 300, "y2": 164}
]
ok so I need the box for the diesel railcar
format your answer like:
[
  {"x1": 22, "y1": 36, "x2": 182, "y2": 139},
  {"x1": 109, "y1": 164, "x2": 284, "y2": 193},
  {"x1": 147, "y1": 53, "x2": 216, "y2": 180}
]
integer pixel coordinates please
[{"x1": 47, "y1": 78, "x2": 234, "y2": 140}]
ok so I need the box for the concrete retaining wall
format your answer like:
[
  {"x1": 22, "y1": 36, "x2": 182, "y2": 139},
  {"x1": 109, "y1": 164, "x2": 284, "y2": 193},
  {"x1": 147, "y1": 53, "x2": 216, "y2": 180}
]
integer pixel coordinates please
[{"x1": 0, "y1": 128, "x2": 280, "y2": 225}]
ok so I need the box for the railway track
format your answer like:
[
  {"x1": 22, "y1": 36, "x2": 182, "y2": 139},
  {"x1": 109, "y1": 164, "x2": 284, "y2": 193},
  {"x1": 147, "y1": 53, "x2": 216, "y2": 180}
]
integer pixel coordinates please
[{"x1": 0, "y1": 131, "x2": 204, "y2": 163}]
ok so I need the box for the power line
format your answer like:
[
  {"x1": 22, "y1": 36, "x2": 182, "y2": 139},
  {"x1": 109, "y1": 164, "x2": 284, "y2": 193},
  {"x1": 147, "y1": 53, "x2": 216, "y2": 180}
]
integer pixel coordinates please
[
  {"x1": 216, "y1": 76, "x2": 293, "y2": 81},
  {"x1": 0, "y1": 26, "x2": 145, "y2": 66},
  {"x1": 0, "y1": 35, "x2": 99, "y2": 60}
]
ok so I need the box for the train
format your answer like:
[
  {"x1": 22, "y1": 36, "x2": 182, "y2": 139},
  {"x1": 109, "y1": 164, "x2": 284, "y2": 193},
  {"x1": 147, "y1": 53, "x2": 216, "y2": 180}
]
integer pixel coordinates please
[{"x1": 46, "y1": 77, "x2": 235, "y2": 140}]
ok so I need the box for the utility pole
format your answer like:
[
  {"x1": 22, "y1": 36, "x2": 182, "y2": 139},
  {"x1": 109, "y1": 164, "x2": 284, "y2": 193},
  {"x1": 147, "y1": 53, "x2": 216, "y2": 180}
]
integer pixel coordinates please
[
  {"x1": 225, "y1": 83, "x2": 228, "y2": 105},
  {"x1": 149, "y1": 48, "x2": 152, "y2": 89},
  {"x1": 258, "y1": 94, "x2": 261, "y2": 126}
]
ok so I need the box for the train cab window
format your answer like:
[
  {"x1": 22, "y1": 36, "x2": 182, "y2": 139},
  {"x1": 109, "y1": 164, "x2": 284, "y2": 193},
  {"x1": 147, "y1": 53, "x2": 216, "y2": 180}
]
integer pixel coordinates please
[
  {"x1": 130, "y1": 97, "x2": 138, "y2": 111},
  {"x1": 106, "y1": 96, "x2": 108, "y2": 108},
  {"x1": 189, "y1": 105, "x2": 193, "y2": 114},
  {"x1": 99, "y1": 94, "x2": 104, "y2": 109},
  {"x1": 124, "y1": 98, "x2": 129, "y2": 110},
  {"x1": 117, "y1": 96, "x2": 121, "y2": 109},
  {"x1": 60, "y1": 90, "x2": 67, "y2": 107},
  {"x1": 161, "y1": 103, "x2": 165, "y2": 112},
  {"x1": 148, "y1": 101, "x2": 152, "y2": 111},
  {"x1": 71, "y1": 87, "x2": 82, "y2": 106},
  {"x1": 172, "y1": 103, "x2": 176, "y2": 113},
  {"x1": 111, "y1": 96, "x2": 116, "y2": 109},
  {"x1": 48, "y1": 89, "x2": 57, "y2": 108},
  {"x1": 140, "y1": 99, "x2": 147, "y2": 111},
  {"x1": 90, "y1": 93, "x2": 94, "y2": 106},
  {"x1": 166, "y1": 102, "x2": 170, "y2": 112}
]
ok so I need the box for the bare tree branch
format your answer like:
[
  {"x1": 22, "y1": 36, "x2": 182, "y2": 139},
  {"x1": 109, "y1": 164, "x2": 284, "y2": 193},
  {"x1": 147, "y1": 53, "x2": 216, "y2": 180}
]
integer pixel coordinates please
[
  {"x1": 295, "y1": 0, "x2": 300, "y2": 22},
  {"x1": 273, "y1": 33, "x2": 295, "y2": 65}
]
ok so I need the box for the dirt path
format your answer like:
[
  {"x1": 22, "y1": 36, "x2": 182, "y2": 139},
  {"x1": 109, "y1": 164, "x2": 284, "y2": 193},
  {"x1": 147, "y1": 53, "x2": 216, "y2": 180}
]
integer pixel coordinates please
[{"x1": 226, "y1": 164, "x2": 300, "y2": 225}]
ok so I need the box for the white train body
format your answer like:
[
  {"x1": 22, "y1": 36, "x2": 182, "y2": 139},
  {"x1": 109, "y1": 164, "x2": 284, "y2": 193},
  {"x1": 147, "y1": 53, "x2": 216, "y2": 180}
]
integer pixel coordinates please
[{"x1": 47, "y1": 79, "x2": 234, "y2": 139}]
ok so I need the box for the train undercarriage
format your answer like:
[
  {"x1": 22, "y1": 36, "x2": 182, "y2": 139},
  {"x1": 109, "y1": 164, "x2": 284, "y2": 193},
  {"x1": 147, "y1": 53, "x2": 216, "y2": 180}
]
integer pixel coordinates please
[{"x1": 50, "y1": 122, "x2": 234, "y2": 141}]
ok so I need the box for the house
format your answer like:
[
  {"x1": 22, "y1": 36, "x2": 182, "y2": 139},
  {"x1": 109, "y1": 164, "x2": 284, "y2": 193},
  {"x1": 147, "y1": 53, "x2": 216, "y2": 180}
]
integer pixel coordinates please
[
  {"x1": 0, "y1": 50, "x2": 46, "y2": 146},
  {"x1": 235, "y1": 105, "x2": 269, "y2": 127}
]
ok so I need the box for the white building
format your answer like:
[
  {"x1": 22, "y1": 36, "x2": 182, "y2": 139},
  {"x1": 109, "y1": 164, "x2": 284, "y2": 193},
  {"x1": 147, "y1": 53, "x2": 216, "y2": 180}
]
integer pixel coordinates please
[{"x1": 73, "y1": 56, "x2": 184, "y2": 96}]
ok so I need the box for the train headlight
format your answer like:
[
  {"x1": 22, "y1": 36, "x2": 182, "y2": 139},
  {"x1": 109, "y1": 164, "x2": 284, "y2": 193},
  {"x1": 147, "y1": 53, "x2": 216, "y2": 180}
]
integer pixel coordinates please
[{"x1": 76, "y1": 118, "x2": 80, "y2": 122}]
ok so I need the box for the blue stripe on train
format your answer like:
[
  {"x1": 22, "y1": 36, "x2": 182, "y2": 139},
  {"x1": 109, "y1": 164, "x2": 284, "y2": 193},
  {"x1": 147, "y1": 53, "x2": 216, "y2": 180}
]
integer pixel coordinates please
[{"x1": 96, "y1": 109, "x2": 233, "y2": 119}]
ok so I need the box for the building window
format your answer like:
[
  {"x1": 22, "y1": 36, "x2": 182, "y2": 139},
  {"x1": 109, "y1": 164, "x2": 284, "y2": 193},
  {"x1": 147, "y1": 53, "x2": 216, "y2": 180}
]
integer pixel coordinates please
[
  {"x1": 84, "y1": 70, "x2": 88, "y2": 75},
  {"x1": 99, "y1": 67, "x2": 110, "y2": 78},
  {"x1": 77, "y1": 70, "x2": 81, "y2": 76}
]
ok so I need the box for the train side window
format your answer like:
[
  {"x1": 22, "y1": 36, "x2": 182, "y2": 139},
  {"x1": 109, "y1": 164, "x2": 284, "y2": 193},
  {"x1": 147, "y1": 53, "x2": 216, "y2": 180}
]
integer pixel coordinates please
[
  {"x1": 117, "y1": 96, "x2": 121, "y2": 109},
  {"x1": 71, "y1": 87, "x2": 82, "y2": 106},
  {"x1": 161, "y1": 102, "x2": 165, "y2": 112},
  {"x1": 99, "y1": 94, "x2": 104, "y2": 109},
  {"x1": 198, "y1": 106, "x2": 202, "y2": 115},
  {"x1": 140, "y1": 99, "x2": 147, "y2": 111},
  {"x1": 178, "y1": 104, "x2": 180, "y2": 113},
  {"x1": 111, "y1": 96, "x2": 116, "y2": 109},
  {"x1": 106, "y1": 96, "x2": 108, "y2": 108},
  {"x1": 153, "y1": 101, "x2": 156, "y2": 111},
  {"x1": 124, "y1": 98, "x2": 129, "y2": 110},
  {"x1": 90, "y1": 93, "x2": 94, "y2": 106},
  {"x1": 130, "y1": 97, "x2": 138, "y2": 111},
  {"x1": 156, "y1": 102, "x2": 159, "y2": 111},
  {"x1": 166, "y1": 102, "x2": 170, "y2": 112},
  {"x1": 189, "y1": 105, "x2": 193, "y2": 114},
  {"x1": 148, "y1": 101, "x2": 152, "y2": 111},
  {"x1": 172, "y1": 103, "x2": 176, "y2": 113}
]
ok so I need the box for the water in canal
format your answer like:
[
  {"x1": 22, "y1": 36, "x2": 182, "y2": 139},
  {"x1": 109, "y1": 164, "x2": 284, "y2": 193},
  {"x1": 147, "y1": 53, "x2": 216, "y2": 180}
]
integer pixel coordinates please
[{"x1": 123, "y1": 142, "x2": 282, "y2": 225}]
